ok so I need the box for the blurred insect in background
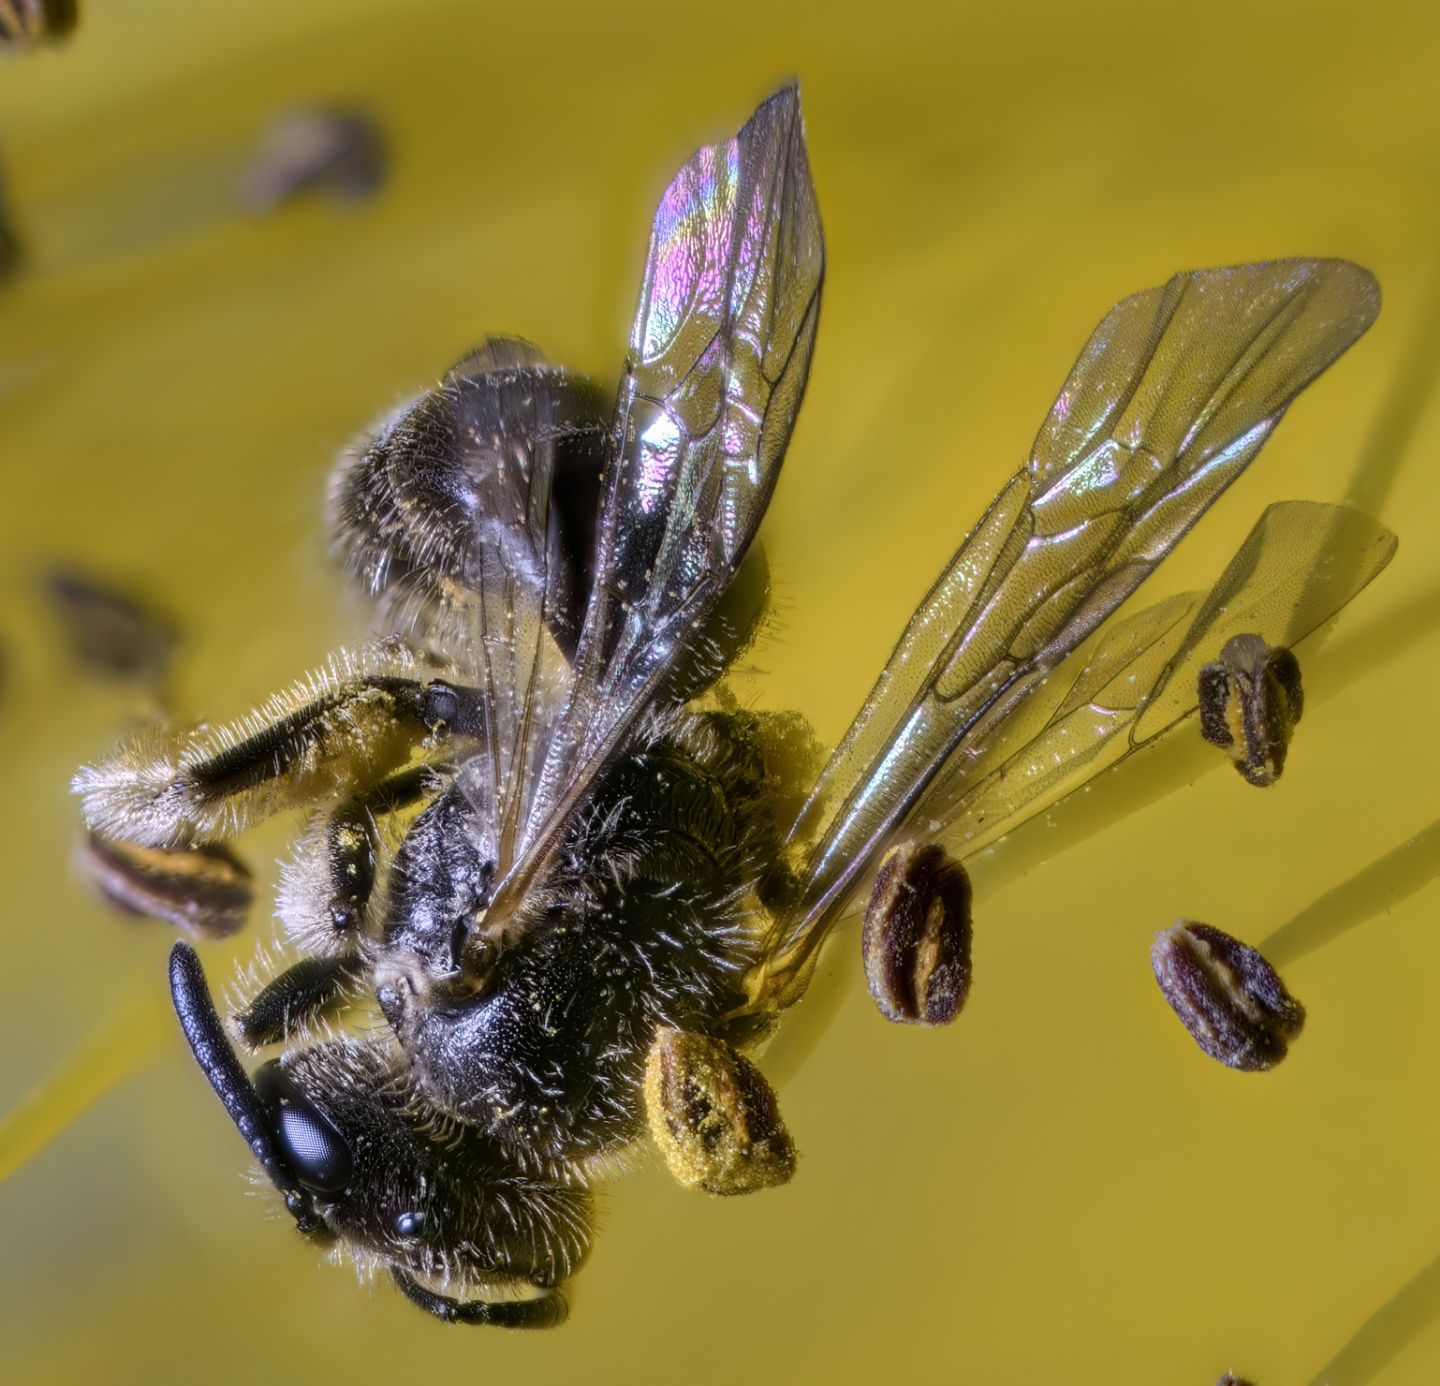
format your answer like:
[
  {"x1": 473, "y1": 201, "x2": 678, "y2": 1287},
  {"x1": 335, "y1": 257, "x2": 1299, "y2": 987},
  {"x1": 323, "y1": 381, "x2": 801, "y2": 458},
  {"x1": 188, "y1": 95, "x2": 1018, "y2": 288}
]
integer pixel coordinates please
[{"x1": 74, "y1": 84, "x2": 1396, "y2": 1325}]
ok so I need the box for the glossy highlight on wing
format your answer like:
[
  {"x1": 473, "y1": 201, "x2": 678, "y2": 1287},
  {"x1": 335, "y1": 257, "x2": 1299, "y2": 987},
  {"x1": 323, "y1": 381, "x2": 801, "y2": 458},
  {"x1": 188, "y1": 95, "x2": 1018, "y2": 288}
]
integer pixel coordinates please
[
  {"x1": 500, "y1": 85, "x2": 824, "y2": 899},
  {"x1": 781, "y1": 261, "x2": 1380, "y2": 950},
  {"x1": 922, "y1": 501, "x2": 1397, "y2": 861}
]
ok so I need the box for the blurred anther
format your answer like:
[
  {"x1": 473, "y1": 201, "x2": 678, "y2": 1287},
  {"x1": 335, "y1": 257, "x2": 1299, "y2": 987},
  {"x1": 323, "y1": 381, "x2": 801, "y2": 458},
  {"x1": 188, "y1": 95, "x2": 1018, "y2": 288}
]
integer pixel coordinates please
[
  {"x1": 1198, "y1": 634, "x2": 1303, "y2": 787},
  {"x1": 0, "y1": 0, "x2": 77, "y2": 48},
  {"x1": 861, "y1": 841, "x2": 972, "y2": 1026},
  {"x1": 643, "y1": 1027, "x2": 795, "y2": 1196},
  {"x1": 240, "y1": 108, "x2": 387, "y2": 212},
  {"x1": 43, "y1": 565, "x2": 177, "y2": 685},
  {"x1": 0, "y1": 161, "x2": 20, "y2": 279},
  {"x1": 78, "y1": 832, "x2": 253, "y2": 938},
  {"x1": 1151, "y1": 921, "x2": 1305, "y2": 1071}
]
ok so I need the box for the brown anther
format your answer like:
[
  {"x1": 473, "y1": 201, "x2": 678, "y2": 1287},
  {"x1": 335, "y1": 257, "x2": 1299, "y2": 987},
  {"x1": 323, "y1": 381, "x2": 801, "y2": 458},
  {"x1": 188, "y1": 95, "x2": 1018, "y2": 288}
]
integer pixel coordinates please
[
  {"x1": 643, "y1": 1027, "x2": 795, "y2": 1196},
  {"x1": 0, "y1": 0, "x2": 77, "y2": 48},
  {"x1": 43, "y1": 566, "x2": 177, "y2": 684},
  {"x1": 861, "y1": 841, "x2": 972, "y2": 1026},
  {"x1": 1197, "y1": 634, "x2": 1303, "y2": 787},
  {"x1": 1151, "y1": 921, "x2": 1305, "y2": 1071},
  {"x1": 240, "y1": 108, "x2": 387, "y2": 212},
  {"x1": 77, "y1": 832, "x2": 253, "y2": 939}
]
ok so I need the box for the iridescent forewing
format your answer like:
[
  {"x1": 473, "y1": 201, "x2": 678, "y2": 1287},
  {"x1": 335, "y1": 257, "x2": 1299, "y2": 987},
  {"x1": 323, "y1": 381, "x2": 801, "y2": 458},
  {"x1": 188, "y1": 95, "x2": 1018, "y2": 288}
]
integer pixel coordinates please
[
  {"x1": 780, "y1": 262, "x2": 1380, "y2": 950},
  {"x1": 491, "y1": 85, "x2": 824, "y2": 905},
  {"x1": 922, "y1": 501, "x2": 1397, "y2": 861}
]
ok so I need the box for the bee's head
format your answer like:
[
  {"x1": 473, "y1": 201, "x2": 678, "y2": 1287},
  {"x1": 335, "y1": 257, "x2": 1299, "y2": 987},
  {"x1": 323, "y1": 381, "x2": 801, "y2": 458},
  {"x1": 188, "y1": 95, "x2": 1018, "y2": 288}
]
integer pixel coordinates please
[{"x1": 168, "y1": 943, "x2": 589, "y2": 1325}]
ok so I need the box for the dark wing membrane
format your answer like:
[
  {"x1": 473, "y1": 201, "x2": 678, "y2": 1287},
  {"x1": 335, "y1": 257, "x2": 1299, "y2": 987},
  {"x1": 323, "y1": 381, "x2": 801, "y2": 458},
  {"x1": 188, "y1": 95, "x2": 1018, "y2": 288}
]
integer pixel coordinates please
[
  {"x1": 919, "y1": 501, "x2": 1397, "y2": 862},
  {"x1": 495, "y1": 85, "x2": 824, "y2": 900},
  {"x1": 329, "y1": 338, "x2": 611, "y2": 867},
  {"x1": 780, "y1": 261, "x2": 1379, "y2": 948}
]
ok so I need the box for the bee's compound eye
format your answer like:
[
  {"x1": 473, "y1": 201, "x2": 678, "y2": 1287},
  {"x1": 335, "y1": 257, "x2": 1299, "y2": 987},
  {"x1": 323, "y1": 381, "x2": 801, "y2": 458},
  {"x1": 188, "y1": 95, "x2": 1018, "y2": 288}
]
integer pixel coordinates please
[{"x1": 253, "y1": 1060, "x2": 354, "y2": 1195}]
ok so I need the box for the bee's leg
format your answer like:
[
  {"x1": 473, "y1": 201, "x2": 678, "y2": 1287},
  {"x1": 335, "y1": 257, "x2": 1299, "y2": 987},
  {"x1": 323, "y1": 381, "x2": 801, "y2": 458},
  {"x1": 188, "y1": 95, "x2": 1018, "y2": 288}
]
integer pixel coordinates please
[
  {"x1": 233, "y1": 954, "x2": 367, "y2": 1048},
  {"x1": 235, "y1": 766, "x2": 435, "y2": 1044},
  {"x1": 278, "y1": 765, "x2": 438, "y2": 954},
  {"x1": 389, "y1": 1268, "x2": 568, "y2": 1329},
  {"x1": 74, "y1": 650, "x2": 486, "y2": 849},
  {"x1": 240, "y1": 767, "x2": 442, "y2": 1039}
]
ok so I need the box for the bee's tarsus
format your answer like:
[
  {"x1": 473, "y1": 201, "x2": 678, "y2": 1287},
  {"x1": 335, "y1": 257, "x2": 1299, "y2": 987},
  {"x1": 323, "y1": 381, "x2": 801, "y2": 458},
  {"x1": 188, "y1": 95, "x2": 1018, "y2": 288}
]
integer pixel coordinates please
[{"x1": 389, "y1": 1268, "x2": 568, "y2": 1328}]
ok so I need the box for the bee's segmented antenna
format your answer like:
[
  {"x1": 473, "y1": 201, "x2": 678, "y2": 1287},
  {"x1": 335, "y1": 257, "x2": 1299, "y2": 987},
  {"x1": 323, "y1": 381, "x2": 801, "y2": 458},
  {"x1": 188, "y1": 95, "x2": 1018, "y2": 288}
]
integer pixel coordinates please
[{"x1": 167, "y1": 943, "x2": 320, "y2": 1232}]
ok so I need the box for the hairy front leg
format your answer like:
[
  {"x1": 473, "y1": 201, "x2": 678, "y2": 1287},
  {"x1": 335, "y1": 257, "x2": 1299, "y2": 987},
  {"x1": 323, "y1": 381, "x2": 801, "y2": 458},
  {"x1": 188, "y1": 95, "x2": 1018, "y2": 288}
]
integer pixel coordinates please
[{"x1": 73, "y1": 644, "x2": 485, "y2": 848}]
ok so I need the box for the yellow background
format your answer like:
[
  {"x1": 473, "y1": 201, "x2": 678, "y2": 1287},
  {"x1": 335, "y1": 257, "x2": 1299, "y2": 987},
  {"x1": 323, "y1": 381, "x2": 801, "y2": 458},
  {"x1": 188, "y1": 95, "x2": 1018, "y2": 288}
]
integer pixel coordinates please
[{"x1": 1, "y1": 2, "x2": 1437, "y2": 1383}]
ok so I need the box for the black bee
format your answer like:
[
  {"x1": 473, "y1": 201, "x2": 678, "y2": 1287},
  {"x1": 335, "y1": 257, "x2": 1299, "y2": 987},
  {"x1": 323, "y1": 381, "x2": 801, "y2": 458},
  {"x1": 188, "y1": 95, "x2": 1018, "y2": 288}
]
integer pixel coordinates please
[{"x1": 75, "y1": 85, "x2": 1395, "y2": 1325}]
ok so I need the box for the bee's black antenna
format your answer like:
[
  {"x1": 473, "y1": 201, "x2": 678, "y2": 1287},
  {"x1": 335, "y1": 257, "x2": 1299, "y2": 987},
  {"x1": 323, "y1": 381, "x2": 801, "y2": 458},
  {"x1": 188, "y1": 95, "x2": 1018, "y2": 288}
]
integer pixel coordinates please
[
  {"x1": 167, "y1": 942, "x2": 319, "y2": 1232},
  {"x1": 389, "y1": 1268, "x2": 568, "y2": 1328}
]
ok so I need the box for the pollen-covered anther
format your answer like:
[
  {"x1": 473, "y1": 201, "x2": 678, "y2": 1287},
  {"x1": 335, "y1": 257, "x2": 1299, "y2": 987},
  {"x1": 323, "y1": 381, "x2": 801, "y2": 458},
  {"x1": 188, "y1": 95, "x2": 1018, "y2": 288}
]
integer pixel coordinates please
[
  {"x1": 1197, "y1": 634, "x2": 1303, "y2": 787},
  {"x1": 1151, "y1": 921, "x2": 1305, "y2": 1071},
  {"x1": 643, "y1": 1027, "x2": 795, "y2": 1196},
  {"x1": 861, "y1": 841, "x2": 973, "y2": 1026}
]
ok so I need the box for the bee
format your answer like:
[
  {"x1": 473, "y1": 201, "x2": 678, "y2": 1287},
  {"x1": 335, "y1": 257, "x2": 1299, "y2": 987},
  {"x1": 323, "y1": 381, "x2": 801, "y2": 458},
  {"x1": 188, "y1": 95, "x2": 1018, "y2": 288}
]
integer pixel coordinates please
[{"x1": 74, "y1": 85, "x2": 1397, "y2": 1325}]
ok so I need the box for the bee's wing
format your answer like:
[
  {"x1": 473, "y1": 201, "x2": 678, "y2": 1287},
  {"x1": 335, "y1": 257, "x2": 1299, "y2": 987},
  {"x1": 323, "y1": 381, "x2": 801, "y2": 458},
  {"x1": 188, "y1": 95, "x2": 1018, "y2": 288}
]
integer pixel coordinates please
[
  {"x1": 442, "y1": 342, "x2": 615, "y2": 865},
  {"x1": 777, "y1": 261, "x2": 1379, "y2": 956},
  {"x1": 491, "y1": 85, "x2": 823, "y2": 902},
  {"x1": 919, "y1": 501, "x2": 1397, "y2": 861}
]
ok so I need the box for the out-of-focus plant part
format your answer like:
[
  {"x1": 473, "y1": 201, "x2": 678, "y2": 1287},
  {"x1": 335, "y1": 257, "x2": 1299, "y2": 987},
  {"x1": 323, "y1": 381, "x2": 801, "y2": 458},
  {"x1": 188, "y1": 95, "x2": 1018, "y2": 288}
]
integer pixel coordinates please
[
  {"x1": 644, "y1": 1027, "x2": 795, "y2": 1196},
  {"x1": 1198, "y1": 635, "x2": 1303, "y2": 787},
  {"x1": 0, "y1": 0, "x2": 76, "y2": 49},
  {"x1": 42, "y1": 566, "x2": 177, "y2": 687},
  {"x1": 0, "y1": 160, "x2": 20, "y2": 280},
  {"x1": 0, "y1": 996, "x2": 169, "y2": 1184},
  {"x1": 239, "y1": 108, "x2": 387, "y2": 212},
  {"x1": 76, "y1": 831, "x2": 253, "y2": 938},
  {"x1": 1151, "y1": 921, "x2": 1305, "y2": 1071},
  {"x1": 860, "y1": 840, "x2": 972, "y2": 1026}
]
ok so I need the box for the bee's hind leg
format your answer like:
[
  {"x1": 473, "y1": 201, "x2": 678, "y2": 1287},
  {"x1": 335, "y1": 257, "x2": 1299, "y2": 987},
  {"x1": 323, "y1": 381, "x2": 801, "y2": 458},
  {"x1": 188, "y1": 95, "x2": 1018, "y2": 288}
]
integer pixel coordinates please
[{"x1": 73, "y1": 648, "x2": 486, "y2": 850}]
